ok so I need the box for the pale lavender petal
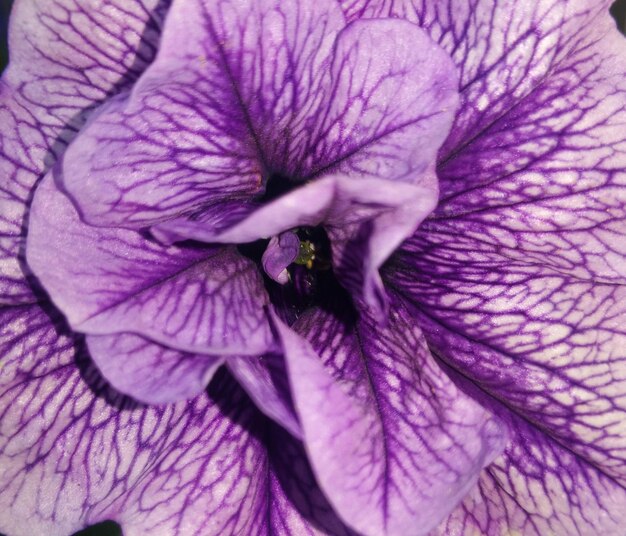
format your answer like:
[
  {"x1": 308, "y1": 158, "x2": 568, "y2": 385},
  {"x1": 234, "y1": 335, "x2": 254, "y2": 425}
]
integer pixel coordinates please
[
  {"x1": 26, "y1": 173, "x2": 274, "y2": 356},
  {"x1": 59, "y1": 0, "x2": 345, "y2": 228},
  {"x1": 0, "y1": 305, "x2": 352, "y2": 535},
  {"x1": 86, "y1": 333, "x2": 223, "y2": 405},
  {"x1": 149, "y1": 17, "x2": 457, "y2": 311},
  {"x1": 323, "y1": 175, "x2": 436, "y2": 313},
  {"x1": 383, "y1": 3, "x2": 626, "y2": 486},
  {"x1": 432, "y1": 25, "x2": 626, "y2": 284},
  {"x1": 345, "y1": 1, "x2": 613, "y2": 163},
  {"x1": 349, "y1": 3, "x2": 626, "y2": 283},
  {"x1": 150, "y1": 176, "x2": 337, "y2": 245},
  {"x1": 431, "y1": 367, "x2": 626, "y2": 535},
  {"x1": 389, "y1": 236, "x2": 626, "y2": 485},
  {"x1": 262, "y1": 232, "x2": 300, "y2": 285},
  {"x1": 434, "y1": 412, "x2": 626, "y2": 536},
  {"x1": 272, "y1": 302, "x2": 505, "y2": 536},
  {"x1": 0, "y1": 0, "x2": 169, "y2": 304},
  {"x1": 301, "y1": 19, "x2": 458, "y2": 185},
  {"x1": 227, "y1": 354, "x2": 302, "y2": 439}
]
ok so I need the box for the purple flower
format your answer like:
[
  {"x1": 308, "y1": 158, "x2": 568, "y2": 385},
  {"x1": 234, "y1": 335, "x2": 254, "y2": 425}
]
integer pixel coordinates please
[{"x1": 1, "y1": 0, "x2": 626, "y2": 535}]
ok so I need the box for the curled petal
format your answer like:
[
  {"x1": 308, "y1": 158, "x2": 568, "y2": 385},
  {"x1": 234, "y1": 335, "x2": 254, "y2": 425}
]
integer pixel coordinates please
[
  {"x1": 155, "y1": 174, "x2": 436, "y2": 314},
  {"x1": 58, "y1": 0, "x2": 346, "y2": 228},
  {"x1": 227, "y1": 353, "x2": 302, "y2": 439},
  {"x1": 271, "y1": 300, "x2": 505, "y2": 535},
  {"x1": 86, "y1": 333, "x2": 223, "y2": 405},
  {"x1": 0, "y1": 306, "x2": 353, "y2": 535},
  {"x1": 26, "y1": 173, "x2": 275, "y2": 357},
  {"x1": 0, "y1": 0, "x2": 169, "y2": 303},
  {"x1": 432, "y1": 369, "x2": 626, "y2": 535},
  {"x1": 390, "y1": 238, "x2": 626, "y2": 485},
  {"x1": 262, "y1": 232, "x2": 300, "y2": 285}
]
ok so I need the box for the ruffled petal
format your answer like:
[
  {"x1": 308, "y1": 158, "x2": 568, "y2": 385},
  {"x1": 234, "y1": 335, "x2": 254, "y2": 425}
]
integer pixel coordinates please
[
  {"x1": 227, "y1": 354, "x2": 302, "y2": 439},
  {"x1": 272, "y1": 299, "x2": 505, "y2": 536},
  {"x1": 431, "y1": 370, "x2": 626, "y2": 535},
  {"x1": 389, "y1": 237, "x2": 626, "y2": 486},
  {"x1": 0, "y1": 305, "x2": 353, "y2": 536},
  {"x1": 435, "y1": 412, "x2": 626, "y2": 536},
  {"x1": 342, "y1": 0, "x2": 614, "y2": 161},
  {"x1": 59, "y1": 0, "x2": 346, "y2": 228},
  {"x1": 384, "y1": 2, "x2": 626, "y2": 487},
  {"x1": 154, "y1": 174, "x2": 437, "y2": 313},
  {"x1": 0, "y1": 0, "x2": 169, "y2": 304},
  {"x1": 26, "y1": 173, "x2": 274, "y2": 357},
  {"x1": 86, "y1": 333, "x2": 223, "y2": 405}
]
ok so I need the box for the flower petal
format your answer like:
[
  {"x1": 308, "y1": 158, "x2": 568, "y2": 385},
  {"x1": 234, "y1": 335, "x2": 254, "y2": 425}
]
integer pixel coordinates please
[
  {"x1": 154, "y1": 174, "x2": 436, "y2": 314},
  {"x1": 0, "y1": 305, "x2": 353, "y2": 535},
  {"x1": 430, "y1": 369, "x2": 626, "y2": 535},
  {"x1": 432, "y1": 20, "x2": 626, "y2": 284},
  {"x1": 262, "y1": 232, "x2": 301, "y2": 285},
  {"x1": 59, "y1": 0, "x2": 346, "y2": 228},
  {"x1": 435, "y1": 412, "x2": 626, "y2": 536},
  {"x1": 0, "y1": 0, "x2": 169, "y2": 304},
  {"x1": 227, "y1": 354, "x2": 302, "y2": 439},
  {"x1": 300, "y1": 18, "x2": 458, "y2": 184},
  {"x1": 352, "y1": 3, "x2": 626, "y2": 282},
  {"x1": 86, "y1": 333, "x2": 223, "y2": 405},
  {"x1": 388, "y1": 236, "x2": 626, "y2": 485},
  {"x1": 26, "y1": 173, "x2": 274, "y2": 356},
  {"x1": 384, "y1": 2, "x2": 626, "y2": 485},
  {"x1": 344, "y1": 1, "x2": 613, "y2": 161},
  {"x1": 272, "y1": 299, "x2": 506, "y2": 536}
]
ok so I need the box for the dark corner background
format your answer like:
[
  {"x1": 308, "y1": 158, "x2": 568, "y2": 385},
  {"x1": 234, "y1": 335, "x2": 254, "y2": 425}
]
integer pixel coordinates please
[
  {"x1": 0, "y1": 0, "x2": 626, "y2": 72},
  {"x1": 1, "y1": 0, "x2": 13, "y2": 71},
  {"x1": 0, "y1": 0, "x2": 624, "y2": 536}
]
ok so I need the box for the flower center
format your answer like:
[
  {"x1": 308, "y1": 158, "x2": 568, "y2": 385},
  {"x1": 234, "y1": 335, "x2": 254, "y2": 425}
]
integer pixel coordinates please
[{"x1": 238, "y1": 225, "x2": 344, "y2": 324}]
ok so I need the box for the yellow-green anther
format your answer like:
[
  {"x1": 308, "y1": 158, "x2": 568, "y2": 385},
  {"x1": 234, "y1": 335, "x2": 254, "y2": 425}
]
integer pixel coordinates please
[{"x1": 295, "y1": 240, "x2": 316, "y2": 269}]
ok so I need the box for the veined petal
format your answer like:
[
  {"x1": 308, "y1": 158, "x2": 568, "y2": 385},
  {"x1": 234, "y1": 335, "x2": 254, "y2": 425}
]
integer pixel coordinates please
[
  {"x1": 155, "y1": 174, "x2": 436, "y2": 314},
  {"x1": 60, "y1": 1, "x2": 457, "y2": 252},
  {"x1": 301, "y1": 18, "x2": 458, "y2": 184},
  {"x1": 432, "y1": 22, "x2": 626, "y2": 284},
  {"x1": 26, "y1": 173, "x2": 274, "y2": 357},
  {"x1": 434, "y1": 411, "x2": 626, "y2": 536},
  {"x1": 58, "y1": 0, "x2": 346, "y2": 228},
  {"x1": 430, "y1": 368, "x2": 626, "y2": 535},
  {"x1": 262, "y1": 232, "x2": 300, "y2": 285},
  {"x1": 350, "y1": 3, "x2": 626, "y2": 282},
  {"x1": 227, "y1": 354, "x2": 302, "y2": 440},
  {"x1": 383, "y1": 1, "x2": 626, "y2": 489},
  {"x1": 343, "y1": 1, "x2": 613, "y2": 161},
  {"x1": 272, "y1": 300, "x2": 505, "y2": 536},
  {"x1": 0, "y1": 305, "x2": 354, "y2": 535},
  {"x1": 86, "y1": 333, "x2": 223, "y2": 405},
  {"x1": 0, "y1": 0, "x2": 169, "y2": 304},
  {"x1": 388, "y1": 236, "x2": 626, "y2": 486}
]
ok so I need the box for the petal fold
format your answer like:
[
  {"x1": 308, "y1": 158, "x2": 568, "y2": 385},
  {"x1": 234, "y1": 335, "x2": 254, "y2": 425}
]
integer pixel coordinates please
[
  {"x1": 86, "y1": 333, "x2": 223, "y2": 405},
  {"x1": 26, "y1": 173, "x2": 274, "y2": 357},
  {"x1": 0, "y1": 305, "x2": 353, "y2": 536},
  {"x1": 0, "y1": 0, "x2": 169, "y2": 303},
  {"x1": 271, "y1": 300, "x2": 505, "y2": 536},
  {"x1": 432, "y1": 371, "x2": 626, "y2": 536},
  {"x1": 227, "y1": 353, "x2": 302, "y2": 439},
  {"x1": 58, "y1": 0, "x2": 346, "y2": 228},
  {"x1": 389, "y1": 239, "x2": 626, "y2": 487}
]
